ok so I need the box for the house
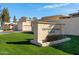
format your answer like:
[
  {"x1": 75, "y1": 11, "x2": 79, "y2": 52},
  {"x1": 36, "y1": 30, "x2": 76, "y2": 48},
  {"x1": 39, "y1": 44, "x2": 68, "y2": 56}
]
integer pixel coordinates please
[
  {"x1": 2, "y1": 22, "x2": 17, "y2": 31},
  {"x1": 0, "y1": 21, "x2": 3, "y2": 32},
  {"x1": 17, "y1": 17, "x2": 32, "y2": 32},
  {"x1": 0, "y1": 21, "x2": 1, "y2": 29}
]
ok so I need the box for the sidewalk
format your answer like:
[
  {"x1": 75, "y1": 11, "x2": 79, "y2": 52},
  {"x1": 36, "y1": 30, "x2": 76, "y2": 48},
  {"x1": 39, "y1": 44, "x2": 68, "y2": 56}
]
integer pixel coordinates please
[
  {"x1": 0, "y1": 31, "x2": 21, "y2": 35},
  {"x1": 0, "y1": 32, "x2": 10, "y2": 34}
]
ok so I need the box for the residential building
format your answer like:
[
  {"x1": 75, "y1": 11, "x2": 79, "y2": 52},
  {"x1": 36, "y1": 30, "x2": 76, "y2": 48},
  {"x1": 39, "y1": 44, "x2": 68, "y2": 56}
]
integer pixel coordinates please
[
  {"x1": 17, "y1": 17, "x2": 32, "y2": 32},
  {"x1": 1, "y1": 22, "x2": 17, "y2": 31}
]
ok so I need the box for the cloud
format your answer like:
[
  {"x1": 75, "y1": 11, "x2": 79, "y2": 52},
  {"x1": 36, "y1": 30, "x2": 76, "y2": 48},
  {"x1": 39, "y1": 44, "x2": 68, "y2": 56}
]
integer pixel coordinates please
[
  {"x1": 62, "y1": 8, "x2": 79, "y2": 13},
  {"x1": 39, "y1": 3, "x2": 70, "y2": 10}
]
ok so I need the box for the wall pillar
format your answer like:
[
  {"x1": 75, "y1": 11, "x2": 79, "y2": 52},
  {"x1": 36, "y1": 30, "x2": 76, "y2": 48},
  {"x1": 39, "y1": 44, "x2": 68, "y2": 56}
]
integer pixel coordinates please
[{"x1": 31, "y1": 21, "x2": 56, "y2": 47}]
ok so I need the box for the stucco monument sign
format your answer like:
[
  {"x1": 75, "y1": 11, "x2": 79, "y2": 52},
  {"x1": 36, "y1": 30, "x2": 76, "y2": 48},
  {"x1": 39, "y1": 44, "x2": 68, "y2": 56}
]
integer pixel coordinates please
[{"x1": 31, "y1": 21, "x2": 71, "y2": 47}]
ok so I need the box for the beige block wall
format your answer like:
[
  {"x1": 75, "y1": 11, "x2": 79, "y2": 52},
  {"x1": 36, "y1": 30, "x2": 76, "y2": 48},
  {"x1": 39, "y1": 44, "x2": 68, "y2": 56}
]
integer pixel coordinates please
[
  {"x1": 41, "y1": 17, "x2": 79, "y2": 36},
  {"x1": 59, "y1": 17, "x2": 79, "y2": 35}
]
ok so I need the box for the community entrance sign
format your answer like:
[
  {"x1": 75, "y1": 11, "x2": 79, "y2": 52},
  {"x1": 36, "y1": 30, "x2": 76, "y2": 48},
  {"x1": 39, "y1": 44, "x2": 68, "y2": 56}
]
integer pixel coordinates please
[{"x1": 31, "y1": 21, "x2": 71, "y2": 47}]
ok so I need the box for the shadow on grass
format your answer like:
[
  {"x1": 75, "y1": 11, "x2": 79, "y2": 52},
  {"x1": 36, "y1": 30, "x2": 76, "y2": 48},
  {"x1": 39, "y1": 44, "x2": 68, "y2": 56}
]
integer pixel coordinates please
[
  {"x1": 52, "y1": 35, "x2": 79, "y2": 55},
  {"x1": 22, "y1": 32, "x2": 33, "y2": 34},
  {"x1": 6, "y1": 39, "x2": 40, "y2": 47}
]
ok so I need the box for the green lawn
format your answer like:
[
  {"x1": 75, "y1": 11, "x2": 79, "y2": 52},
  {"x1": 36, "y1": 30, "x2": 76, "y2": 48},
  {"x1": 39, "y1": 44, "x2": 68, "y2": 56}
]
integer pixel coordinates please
[
  {"x1": 53, "y1": 35, "x2": 79, "y2": 55},
  {"x1": 0, "y1": 32, "x2": 69, "y2": 55}
]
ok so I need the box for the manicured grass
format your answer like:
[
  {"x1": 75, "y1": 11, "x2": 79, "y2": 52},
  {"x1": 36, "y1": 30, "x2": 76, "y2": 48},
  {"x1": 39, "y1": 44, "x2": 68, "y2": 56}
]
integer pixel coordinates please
[
  {"x1": 53, "y1": 35, "x2": 79, "y2": 55},
  {"x1": 0, "y1": 32, "x2": 69, "y2": 55}
]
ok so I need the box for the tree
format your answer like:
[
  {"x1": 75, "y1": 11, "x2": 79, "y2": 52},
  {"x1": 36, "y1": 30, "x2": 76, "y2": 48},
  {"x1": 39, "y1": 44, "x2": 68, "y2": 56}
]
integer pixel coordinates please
[
  {"x1": 32, "y1": 17, "x2": 38, "y2": 21},
  {"x1": 13, "y1": 16, "x2": 17, "y2": 23},
  {"x1": 0, "y1": 8, "x2": 2, "y2": 30},
  {"x1": 29, "y1": 17, "x2": 31, "y2": 20},
  {"x1": 0, "y1": 9, "x2": 2, "y2": 21},
  {"x1": 1, "y1": 8, "x2": 10, "y2": 23},
  {"x1": 0, "y1": 16, "x2": 1, "y2": 20},
  {"x1": 0, "y1": 8, "x2": 10, "y2": 31},
  {"x1": 0, "y1": 16, "x2": 1, "y2": 30},
  {"x1": 19, "y1": 16, "x2": 27, "y2": 22}
]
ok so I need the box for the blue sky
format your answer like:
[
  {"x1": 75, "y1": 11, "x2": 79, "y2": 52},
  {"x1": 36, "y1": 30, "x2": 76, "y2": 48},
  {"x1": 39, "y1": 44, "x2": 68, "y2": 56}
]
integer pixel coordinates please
[{"x1": 0, "y1": 3, "x2": 79, "y2": 21}]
